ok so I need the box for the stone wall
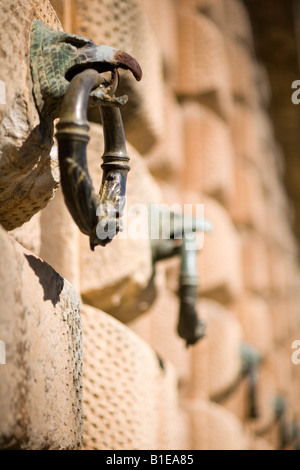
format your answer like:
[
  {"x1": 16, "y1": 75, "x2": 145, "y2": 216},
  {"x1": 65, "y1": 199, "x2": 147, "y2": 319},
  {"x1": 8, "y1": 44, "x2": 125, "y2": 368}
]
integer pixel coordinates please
[{"x1": 0, "y1": 0, "x2": 300, "y2": 450}]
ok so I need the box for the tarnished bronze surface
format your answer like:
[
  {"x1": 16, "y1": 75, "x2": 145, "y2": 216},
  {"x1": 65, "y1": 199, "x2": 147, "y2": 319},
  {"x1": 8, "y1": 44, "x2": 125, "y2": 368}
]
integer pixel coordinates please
[
  {"x1": 30, "y1": 20, "x2": 142, "y2": 249},
  {"x1": 56, "y1": 70, "x2": 131, "y2": 249},
  {"x1": 151, "y1": 207, "x2": 212, "y2": 346},
  {"x1": 30, "y1": 19, "x2": 141, "y2": 120}
]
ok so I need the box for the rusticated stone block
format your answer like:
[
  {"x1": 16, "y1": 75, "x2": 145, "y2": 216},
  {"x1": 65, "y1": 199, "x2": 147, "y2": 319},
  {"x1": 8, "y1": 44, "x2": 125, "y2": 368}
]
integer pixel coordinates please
[
  {"x1": 174, "y1": 9, "x2": 232, "y2": 119},
  {"x1": 228, "y1": 159, "x2": 267, "y2": 233},
  {"x1": 145, "y1": 88, "x2": 184, "y2": 186},
  {"x1": 80, "y1": 124, "x2": 160, "y2": 322},
  {"x1": 241, "y1": 231, "x2": 270, "y2": 294},
  {"x1": 254, "y1": 64, "x2": 272, "y2": 109},
  {"x1": 49, "y1": 0, "x2": 72, "y2": 30},
  {"x1": 266, "y1": 195, "x2": 298, "y2": 255},
  {"x1": 228, "y1": 160, "x2": 251, "y2": 228},
  {"x1": 183, "y1": 400, "x2": 249, "y2": 450},
  {"x1": 198, "y1": 197, "x2": 243, "y2": 303},
  {"x1": 9, "y1": 211, "x2": 41, "y2": 256},
  {"x1": 224, "y1": 0, "x2": 253, "y2": 48},
  {"x1": 204, "y1": 300, "x2": 242, "y2": 399},
  {"x1": 182, "y1": 101, "x2": 234, "y2": 205},
  {"x1": 39, "y1": 120, "x2": 162, "y2": 321},
  {"x1": 270, "y1": 347, "x2": 293, "y2": 398},
  {"x1": 227, "y1": 41, "x2": 257, "y2": 107},
  {"x1": 142, "y1": 0, "x2": 178, "y2": 78},
  {"x1": 269, "y1": 296, "x2": 291, "y2": 344},
  {"x1": 0, "y1": 0, "x2": 61, "y2": 231},
  {"x1": 126, "y1": 310, "x2": 153, "y2": 345},
  {"x1": 72, "y1": 0, "x2": 164, "y2": 154},
  {"x1": 184, "y1": 299, "x2": 242, "y2": 402},
  {"x1": 142, "y1": 288, "x2": 192, "y2": 384},
  {"x1": 219, "y1": 377, "x2": 250, "y2": 423},
  {"x1": 233, "y1": 295, "x2": 273, "y2": 356},
  {"x1": 128, "y1": 268, "x2": 192, "y2": 386},
  {"x1": 157, "y1": 361, "x2": 183, "y2": 450},
  {"x1": 0, "y1": 225, "x2": 82, "y2": 450},
  {"x1": 267, "y1": 244, "x2": 294, "y2": 296},
  {"x1": 230, "y1": 104, "x2": 260, "y2": 165},
  {"x1": 174, "y1": 0, "x2": 226, "y2": 30},
  {"x1": 79, "y1": 123, "x2": 162, "y2": 323},
  {"x1": 39, "y1": 180, "x2": 80, "y2": 291},
  {"x1": 81, "y1": 304, "x2": 182, "y2": 450}
]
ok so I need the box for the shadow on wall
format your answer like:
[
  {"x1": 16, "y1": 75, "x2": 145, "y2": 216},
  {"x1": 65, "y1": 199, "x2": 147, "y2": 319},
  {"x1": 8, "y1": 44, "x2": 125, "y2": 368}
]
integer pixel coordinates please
[{"x1": 25, "y1": 254, "x2": 64, "y2": 306}]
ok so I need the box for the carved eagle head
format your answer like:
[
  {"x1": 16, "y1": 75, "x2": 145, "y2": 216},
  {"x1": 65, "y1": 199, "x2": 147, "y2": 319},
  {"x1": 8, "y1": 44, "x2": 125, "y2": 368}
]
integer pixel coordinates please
[{"x1": 30, "y1": 19, "x2": 142, "y2": 119}]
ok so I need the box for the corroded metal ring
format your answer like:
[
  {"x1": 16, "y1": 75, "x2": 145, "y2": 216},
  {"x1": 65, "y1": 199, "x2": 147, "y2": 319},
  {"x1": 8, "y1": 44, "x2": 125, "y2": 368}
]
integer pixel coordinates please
[{"x1": 56, "y1": 69, "x2": 130, "y2": 250}]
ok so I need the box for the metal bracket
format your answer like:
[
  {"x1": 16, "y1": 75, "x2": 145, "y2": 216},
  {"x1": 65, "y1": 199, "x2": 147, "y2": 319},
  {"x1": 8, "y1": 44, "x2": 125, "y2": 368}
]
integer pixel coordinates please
[
  {"x1": 30, "y1": 20, "x2": 142, "y2": 249},
  {"x1": 30, "y1": 19, "x2": 141, "y2": 120},
  {"x1": 151, "y1": 206, "x2": 212, "y2": 346}
]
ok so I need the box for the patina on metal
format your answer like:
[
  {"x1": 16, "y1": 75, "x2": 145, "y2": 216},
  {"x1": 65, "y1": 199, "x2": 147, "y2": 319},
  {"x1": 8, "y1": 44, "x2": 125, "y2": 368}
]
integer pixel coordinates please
[
  {"x1": 56, "y1": 70, "x2": 131, "y2": 249},
  {"x1": 30, "y1": 19, "x2": 142, "y2": 120},
  {"x1": 151, "y1": 207, "x2": 212, "y2": 346},
  {"x1": 30, "y1": 19, "x2": 142, "y2": 249},
  {"x1": 177, "y1": 233, "x2": 206, "y2": 346}
]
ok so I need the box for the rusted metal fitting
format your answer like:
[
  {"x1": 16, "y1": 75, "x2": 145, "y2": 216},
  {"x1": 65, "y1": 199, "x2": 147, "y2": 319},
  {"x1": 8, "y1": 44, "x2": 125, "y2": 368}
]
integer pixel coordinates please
[
  {"x1": 151, "y1": 207, "x2": 212, "y2": 346},
  {"x1": 30, "y1": 20, "x2": 142, "y2": 249}
]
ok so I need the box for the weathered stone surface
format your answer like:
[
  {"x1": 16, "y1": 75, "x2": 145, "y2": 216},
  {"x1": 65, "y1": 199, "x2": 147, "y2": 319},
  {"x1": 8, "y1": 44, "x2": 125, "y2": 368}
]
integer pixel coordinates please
[
  {"x1": 9, "y1": 211, "x2": 41, "y2": 255},
  {"x1": 174, "y1": 8, "x2": 232, "y2": 119},
  {"x1": 80, "y1": 123, "x2": 162, "y2": 323},
  {"x1": 72, "y1": 0, "x2": 164, "y2": 154},
  {"x1": 0, "y1": 225, "x2": 82, "y2": 450},
  {"x1": 142, "y1": 0, "x2": 178, "y2": 79},
  {"x1": 218, "y1": 377, "x2": 250, "y2": 423},
  {"x1": 183, "y1": 299, "x2": 242, "y2": 401},
  {"x1": 203, "y1": 300, "x2": 242, "y2": 399},
  {"x1": 230, "y1": 104, "x2": 260, "y2": 165},
  {"x1": 49, "y1": 0, "x2": 72, "y2": 30},
  {"x1": 175, "y1": 0, "x2": 226, "y2": 30},
  {"x1": 182, "y1": 101, "x2": 234, "y2": 204},
  {"x1": 39, "y1": 181, "x2": 80, "y2": 291},
  {"x1": 82, "y1": 303, "x2": 182, "y2": 450},
  {"x1": 198, "y1": 197, "x2": 243, "y2": 302},
  {"x1": 227, "y1": 41, "x2": 257, "y2": 107},
  {"x1": 134, "y1": 286, "x2": 192, "y2": 383},
  {"x1": 225, "y1": 0, "x2": 253, "y2": 48},
  {"x1": 145, "y1": 88, "x2": 184, "y2": 186},
  {"x1": 228, "y1": 158, "x2": 267, "y2": 233},
  {"x1": 0, "y1": 0, "x2": 61, "y2": 231},
  {"x1": 233, "y1": 295, "x2": 273, "y2": 356},
  {"x1": 241, "y1": 231, "x2": 270, "y2": 294},
  {"x1": 183, "y1": 400, "x2": 249, "y2": 450}
]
